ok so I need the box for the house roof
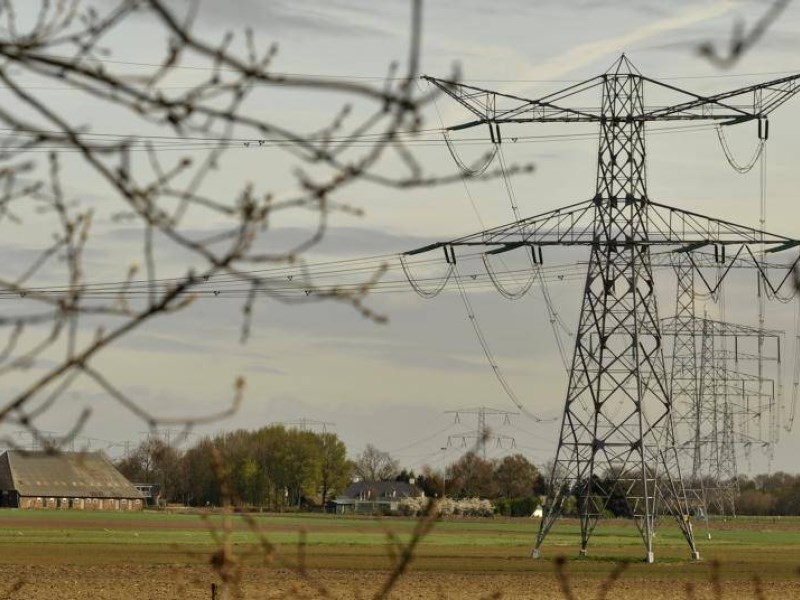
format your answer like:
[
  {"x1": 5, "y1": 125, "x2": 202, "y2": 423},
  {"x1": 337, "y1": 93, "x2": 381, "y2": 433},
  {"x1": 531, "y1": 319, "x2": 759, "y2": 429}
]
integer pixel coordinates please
[
  {"x1": 337, "y1": 480, "x2": 422, "y2": 502},
  {"x1": 0, "y1": 450, "x2": 144, "y2": 499}
]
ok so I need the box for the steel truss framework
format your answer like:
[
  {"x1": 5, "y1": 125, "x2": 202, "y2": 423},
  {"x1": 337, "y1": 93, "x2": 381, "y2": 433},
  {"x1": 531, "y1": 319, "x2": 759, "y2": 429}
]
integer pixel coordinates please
[
  {"x1": 407, "y1": 56, "x2": 800, "y2": 562},
  {"x1": 444, "y1": 407, "x2": 518, "y2": 458},
  {"x1": 664, "y1": 255, "x2": 781, "y2": 520}
]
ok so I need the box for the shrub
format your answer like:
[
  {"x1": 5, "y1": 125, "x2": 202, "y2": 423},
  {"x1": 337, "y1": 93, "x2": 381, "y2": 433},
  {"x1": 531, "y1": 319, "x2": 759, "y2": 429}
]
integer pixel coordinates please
[{"x1": 400, "y1": 497, "x2": 494, "y2": 517}]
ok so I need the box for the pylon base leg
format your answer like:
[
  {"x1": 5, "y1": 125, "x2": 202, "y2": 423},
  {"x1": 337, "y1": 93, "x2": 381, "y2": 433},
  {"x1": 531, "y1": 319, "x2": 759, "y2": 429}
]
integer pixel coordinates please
[
  {"x1": 531, "y1": 548, "x2": 542, "y2": 559},
  {"x1": 645, "y1": 551, "x2": 654, "y2": 564},
  {"x1": 691, "y1": 551, "x2": 701, "y2": 561}
]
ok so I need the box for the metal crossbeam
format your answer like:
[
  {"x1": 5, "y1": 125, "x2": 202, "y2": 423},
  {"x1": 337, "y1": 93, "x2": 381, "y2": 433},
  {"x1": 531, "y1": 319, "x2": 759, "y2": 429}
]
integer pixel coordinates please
[
  {"x1": 423, "y1": 57, "x2": 800, "y2": 129},
  {"x1": 406, "y1": 199, "x2": 796, "y2": 252}
]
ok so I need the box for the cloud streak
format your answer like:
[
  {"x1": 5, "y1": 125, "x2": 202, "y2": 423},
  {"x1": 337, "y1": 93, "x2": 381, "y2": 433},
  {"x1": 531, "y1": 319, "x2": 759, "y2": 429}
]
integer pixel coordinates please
[{"x1": 514, "y1": 2, "x2": 736, "y2": 84}]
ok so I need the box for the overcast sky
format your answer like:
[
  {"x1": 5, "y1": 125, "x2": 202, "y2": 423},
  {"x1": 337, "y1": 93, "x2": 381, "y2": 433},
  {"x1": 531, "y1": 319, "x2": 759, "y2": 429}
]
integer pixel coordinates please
[{"x1": 2, "y1": 0, "x2": 800, "y2": 476}]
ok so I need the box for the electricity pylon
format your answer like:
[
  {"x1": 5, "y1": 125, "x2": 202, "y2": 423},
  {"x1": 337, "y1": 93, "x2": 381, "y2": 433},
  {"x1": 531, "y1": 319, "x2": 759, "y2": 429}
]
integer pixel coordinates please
[
  {"x1": 660, "y1": 250, "x2": 785, "y2": 485},
  {"x1": 273, "y1": 418, "x2": 335, "y2": 433},
  {"x1": 445, "y1": 407, "x2": 517, "y2": 458},
  {"x1": 663, "y1": 253, "x2": 781, "y2": 517},
  {"x1": 665, "y1": 310, "x2": 776, "y2": 517},
  {"x1": 406, "y1": 56, "x2": 800, "y2": 562},
  {"x1": 658, "y1": 247, "x2": 786, "y2": 504}
]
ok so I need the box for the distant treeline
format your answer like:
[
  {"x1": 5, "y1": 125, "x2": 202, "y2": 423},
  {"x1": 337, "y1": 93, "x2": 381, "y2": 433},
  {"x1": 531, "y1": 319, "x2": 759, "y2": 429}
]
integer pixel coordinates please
[
  {"x1": 736, "y1": 472, "x2": 800, "y2": 515},
  {"x1": 116, "y1": 426, "x2": 349, "y2": 510},
  {"x1": 114, "y1": 426, "x2": 546, "y2": 510},
  {"x1": 114, "y1": 427, "x2": 799, "y2": 516}
]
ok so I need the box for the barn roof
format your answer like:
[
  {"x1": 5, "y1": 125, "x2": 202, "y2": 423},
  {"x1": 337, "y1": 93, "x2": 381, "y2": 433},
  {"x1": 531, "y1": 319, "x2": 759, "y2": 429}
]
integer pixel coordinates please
[{"x1": 0, "y1": 451, "x2": 144, "y2": 499}]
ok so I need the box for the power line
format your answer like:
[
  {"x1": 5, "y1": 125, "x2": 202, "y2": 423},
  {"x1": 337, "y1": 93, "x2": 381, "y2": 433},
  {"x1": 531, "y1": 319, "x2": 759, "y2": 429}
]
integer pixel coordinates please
[
  {"x1": 388, "y1": 422, "x2": 456, "y2": 454},
  {"x1": 9, "y1": 54, "x2": 800, "y2": 82},
  {"x1": 0, "y1": 245, "x2": 783, "y2": 300},
  {"x1": 0, "y1": 252, "x2": 587, "y2": 298},
  {"x1": 0, "y1": 121, "x2": 717, "y2": 154}
]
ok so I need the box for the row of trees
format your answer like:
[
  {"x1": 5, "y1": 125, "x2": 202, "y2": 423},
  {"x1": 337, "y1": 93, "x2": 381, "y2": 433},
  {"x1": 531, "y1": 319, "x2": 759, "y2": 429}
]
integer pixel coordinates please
[
  {"x1": 427, "y1": 452, "x2": 546, "y2": 500},
  {"x1": 736, "y1": 472, "x2": 800, "y2": 516},
  {"x1": 115, "y1": 429, "x2": 547, "y2": 509},
  {"x1": 116, "y1": 426, "x2": 351, "y2": 510},
  {"x1": 115, "y1": 432, "x2": 800, "y2": 516}
]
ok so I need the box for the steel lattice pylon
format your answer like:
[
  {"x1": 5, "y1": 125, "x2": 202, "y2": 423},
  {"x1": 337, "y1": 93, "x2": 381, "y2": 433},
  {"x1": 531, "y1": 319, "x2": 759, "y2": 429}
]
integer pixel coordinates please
[
  {"x1": 530, "y1": 62, "x2": 694, "y2": 564},
  {"x1": 663, "y1": 254, "x2": 781, "y2": 521},
  {"x1": 444, "y1": 407, "x2": 517, "y2": 458},
  {"x1": 665, "y1": 255, "x2": 710, "y2": 526},
  {"x1": 405, "y1": 56, "x2": 800, "y2": 562}
]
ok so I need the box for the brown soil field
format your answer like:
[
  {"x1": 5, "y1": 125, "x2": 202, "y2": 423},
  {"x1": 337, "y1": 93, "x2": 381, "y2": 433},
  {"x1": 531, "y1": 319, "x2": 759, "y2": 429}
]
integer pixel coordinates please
[
  {"x1": 0, "y1": 512, "x2": 798, "y2": 599},
  {"x1": 1, "y1": 564, "x2": 799, "y2": 599}
]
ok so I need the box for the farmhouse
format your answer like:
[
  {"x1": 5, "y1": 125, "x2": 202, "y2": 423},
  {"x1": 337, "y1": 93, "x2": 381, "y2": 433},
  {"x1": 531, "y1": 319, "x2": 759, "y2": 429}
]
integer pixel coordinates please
[
  {"x1": 0, "y1": 450, "x2": 144, "y2": 510},
  {"x1": 333, "y1": 480, "x2": 423, "y2": 515}
]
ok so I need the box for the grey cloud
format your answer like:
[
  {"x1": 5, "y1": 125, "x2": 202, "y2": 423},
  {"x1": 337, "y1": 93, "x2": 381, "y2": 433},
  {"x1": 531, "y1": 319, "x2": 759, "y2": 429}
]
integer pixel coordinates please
[
  {"x1": 312, "y1": 336, "x2": 484, "y2": 373},
  {"x1": 243, "y1": 362, "x2": 286, "y2": 375},
  {"x1": 0, "y1": 242, "x2": 106, "y2": 285},
  {"x1": 117, "y1": 330, "x2": 222, "y2": 356},
  {"x1": 253, "y1": 225, "x2": 435, "y2": 256},
  {"x1": 437, "y1": 0, "x2": 670, "y2": 18},
  {"x1": 165, "y1": 0, "x2": 387, "y2": 38},
  {"x1": 116, "y1": 328, "x2": 277, "y2": 362},
  {"x1": 99, "y1": 224, "x2": 437, "y2": 259}
]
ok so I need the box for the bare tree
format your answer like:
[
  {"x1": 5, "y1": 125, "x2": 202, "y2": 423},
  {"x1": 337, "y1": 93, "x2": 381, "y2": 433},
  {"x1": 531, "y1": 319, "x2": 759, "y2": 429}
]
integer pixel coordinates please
[
  {"x1": 353, "y1": 443, "x2": 400, "y2": 481},
  {"x1": 0, "y1": 0, "x2": 491, "y2": 446},
  {"x1": 116, "y1": 436, "x2": 179, "y2": 503}
]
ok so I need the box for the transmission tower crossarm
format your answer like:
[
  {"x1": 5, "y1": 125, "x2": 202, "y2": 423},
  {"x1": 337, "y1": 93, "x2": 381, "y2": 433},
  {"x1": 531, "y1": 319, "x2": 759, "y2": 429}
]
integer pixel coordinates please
[
  {"x1": 646, "y1": 200, "x2": 797, "y2": 246},
  {"x1": 639, "y1": 72, "x2": 800, "y2": 122},
  {"x1": 404, "y1": 198, "x2": 596, "y2": 256},
  {"x1": 733, "y1": 431, "x2": 773, "y2": 445},
  {"x1": 421, "y1": 75, "x2": 605, "y2": 129},
  {"x1": 661, "y1": 316, "x2": 783, "y2": 339},
  {"x1": 404, "y1": 198, "x2": 799, "y2": 257},
  {"x1": 651, "y1": 249, "x2": 796, "y2": 269},
  {"x1": 720, "y1": 369, "x2": 775, "y2": 389},
  {"x1": 424, "y1": 70, "x2": 800, "y2": 131},
  {"x1": 445, "y1": 407, "x2": 519, "y2": 416},
  {"x1": 714, "y1": 349, "x2": 780, "y2": 363}
]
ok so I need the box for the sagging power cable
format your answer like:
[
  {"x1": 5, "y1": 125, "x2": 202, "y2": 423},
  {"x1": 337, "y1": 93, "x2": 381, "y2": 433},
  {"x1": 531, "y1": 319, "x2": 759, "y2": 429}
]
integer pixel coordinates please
[
  {"x1": 715, "y1": 124, "x2": 765, "y2": 174},
  {"x1": 453, "y1": 264, "x2": 557, "y2": 424},
  {"x1": 495, "y1": 144, "x2": 572, "y2": 371}
]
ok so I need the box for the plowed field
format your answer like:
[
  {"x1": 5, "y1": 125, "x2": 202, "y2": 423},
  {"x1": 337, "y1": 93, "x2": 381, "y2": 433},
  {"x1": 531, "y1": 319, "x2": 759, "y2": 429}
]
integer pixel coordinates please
[{"x1": 0, "y1": 511, "x2": 798, "y2": 599}]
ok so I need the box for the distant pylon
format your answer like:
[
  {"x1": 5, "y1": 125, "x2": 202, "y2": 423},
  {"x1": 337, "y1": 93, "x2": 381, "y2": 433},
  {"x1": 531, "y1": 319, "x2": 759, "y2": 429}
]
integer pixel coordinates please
[
  {"x1": 444, "y1": 407, "x2": 517, "y2": 458},
  {"x1": 274, "y1": 418, "x2": 335, "y2": 433},
  {"x1": 663, "y1": 258, "x2": 781, "y2": 518}
]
